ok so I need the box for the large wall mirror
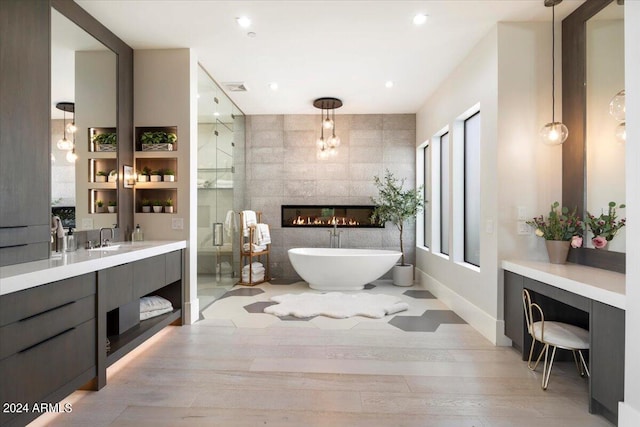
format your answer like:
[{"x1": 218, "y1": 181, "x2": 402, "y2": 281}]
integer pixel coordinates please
[
  {"x1": 563, "y1": 0, "x2": 625, "y2": 273},
  {"x1": 51, "y1": 0, "x2": 133, "y2": 236}
]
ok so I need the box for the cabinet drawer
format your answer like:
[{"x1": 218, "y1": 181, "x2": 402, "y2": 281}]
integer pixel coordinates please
[
  {"x1": 0, "y1": 294, "x2": 94, "y2": 360},
  {"x1": 166, "y1": 250, "x2": 182, "y2": 284},
  {"x1": 0, "y1": 273, "x2": 95, "y2": 327},
  {"x1": 134, "y1": 255, "x2": 166, "y2": 297},
  {"x1": 0, "y1": 318, "x2": 95, "y2": 407},
  {"x1": 103, "y1": 263, "x2": 134, "y2": 311}
]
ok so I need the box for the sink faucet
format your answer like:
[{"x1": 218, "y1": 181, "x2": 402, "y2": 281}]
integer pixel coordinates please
[
  {"x1": 328, "y1": 222, "x2": 342, "y2": 248},
  {"x1": 99, "y1": 227, "x2": 114, "y2": 247}
]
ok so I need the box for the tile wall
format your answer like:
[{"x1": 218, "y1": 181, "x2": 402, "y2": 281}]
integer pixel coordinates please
[{"x1": 245, "y1": 114, "x2": 416, "y2": 279}]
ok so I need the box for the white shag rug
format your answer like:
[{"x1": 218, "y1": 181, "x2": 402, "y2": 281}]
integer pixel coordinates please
[{"x1": 264, "y1": 292, "x2": 409, "y2": 319}]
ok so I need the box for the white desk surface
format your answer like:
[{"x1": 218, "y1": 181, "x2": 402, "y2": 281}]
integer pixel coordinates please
[
  {"x1": 0, "y1": 240, "x2": 186, "y2": 296},
  {"x1": 502, "y1": 259, "x2": 625, "y2": 310}
]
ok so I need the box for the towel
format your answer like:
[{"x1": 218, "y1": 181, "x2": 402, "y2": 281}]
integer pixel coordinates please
[
  {"x1": 243, "y1": 243, "x2": 267, "y2": 252},
  {"x1": 224, "y1": 210, "x2": 237, "y2": 238},
  {"x1": 140, "y1": 295, "x2": 173, "y2": 313},
  {"x1": 140, "y1": 307, "x2": 173, "y2": 320},
  {"x1": 256, "y1": 223, "x2": 271, "y2": 245},
  {"x1": 242, "y1": 262, "x2": 265, "y2": 283},
  {"x1": 242, "y1": 210, "x2": 257, "y2": 237},
  {"x1": 51, "y1": 215, "x2": 65, "y2": 238}
]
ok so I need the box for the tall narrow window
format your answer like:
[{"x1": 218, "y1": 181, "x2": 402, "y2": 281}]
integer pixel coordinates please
[
  {"x1": 423, "y1": 144, "x2": 430, "y2": 248},
  {"x1": 464, "y1": 112, "x2": 481, "y2": 266},
  {"x1": 440, "y1": 132, "x2": 450, "y2": 256}
]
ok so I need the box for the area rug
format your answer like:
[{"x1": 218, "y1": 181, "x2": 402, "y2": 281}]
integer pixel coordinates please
[{"x1": 263, "y1": 292, "x2": 409, "y2": 319}]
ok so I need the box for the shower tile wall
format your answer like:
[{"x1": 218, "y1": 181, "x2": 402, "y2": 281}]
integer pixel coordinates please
[{"x1": 246, "y1": 114, "x2": 416, "y2": 279}]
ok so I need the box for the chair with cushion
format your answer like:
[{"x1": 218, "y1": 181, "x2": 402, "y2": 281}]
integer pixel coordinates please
[{"x1": 522, "y1": 288, "x2": 590, "y2": 390}]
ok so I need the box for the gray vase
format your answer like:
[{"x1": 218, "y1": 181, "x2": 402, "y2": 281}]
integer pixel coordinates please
[{"x1": 545, "y1": 240, "x2": 570, "y2": 264}]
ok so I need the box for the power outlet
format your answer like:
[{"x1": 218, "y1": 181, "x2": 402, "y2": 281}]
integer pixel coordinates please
[
  {"x1": 171, "y1": 218, "x2": 184, "y2": 230},
  {"x1": 517, "y1": 221, "x2": 531, "y2": 235}
]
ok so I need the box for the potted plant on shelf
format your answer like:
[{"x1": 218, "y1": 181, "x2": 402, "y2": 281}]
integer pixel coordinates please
[
  {"x1": 371, "y1": 170, "x2": 425, "y2": 286},
  {"x1": 149, "y1": 170, "x2": 162, "y2": 182},
  {"x1": 152, "y1": 200, "x2": 163, "y2": 213},
  {"x1": 527, "y1": 202, "x2": 584, "y2": 264},
  {"x1": 164, "y1": 198, "x2": 174, "y2": 213},
  {"x1": 107, "y1": 200, "x2": 117, "y2": 213},
  {"x1": 95, "y1": 171, "x2": 108, "y2": 183},
  {"x1": 162, "y1": 168, "x2": 175, "y2": 182},
  {"x1": 138, "y1": 166, "x2": 151, "y2": 182},
  {"x1": 140, "y1": 131, "x2": 177, "y2": 151},
  {"x1": 586, "y1": 201, "x2": 626, "y2": 250},
  {"x1": 96, "y1": 200, "x2": 105, "y2": 213},
  {"x1": 92, "y1": 132, "x2": 117, "y2": 152},
  {"x1": 141, "y1": 198, "x2": 151, "y2": 213}
]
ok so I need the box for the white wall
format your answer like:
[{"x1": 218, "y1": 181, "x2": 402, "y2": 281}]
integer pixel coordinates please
[
  {"x1": 415, "y1": 22, "x2": 562, "y2": 344},
  {"x1": 620, "y1": 2, "x2": 640, "y2": 425}
]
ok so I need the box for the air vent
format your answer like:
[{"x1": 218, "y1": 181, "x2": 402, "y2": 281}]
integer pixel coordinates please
[{"x1": 222, "y1": 82, "x2": 248, "y2": 92}]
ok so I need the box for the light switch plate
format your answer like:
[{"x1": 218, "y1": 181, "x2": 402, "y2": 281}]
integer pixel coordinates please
[
  {"x1": 517, "y1": 221, "x2": 530, "y2": 235},
  {"x1": 517, "y1": 206, "x2": 527, "y2": 221},
  {"x1": 82, "y1": 218, "x2": 94, "y2": 230},
  {"x1": 171, "y1": 218, "x2": 184, "y2": 230}
]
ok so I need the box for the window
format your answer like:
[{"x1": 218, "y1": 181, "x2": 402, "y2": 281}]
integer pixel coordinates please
[
  {"x1": 463, "y1": 111, "x2": 480, "y2": 266},
  {"x1": 440, "y1": 132, "x2": 450, "y2": 256},
  {"x1": 423, "y1": 144, "x2": 430, "y2": 248}
]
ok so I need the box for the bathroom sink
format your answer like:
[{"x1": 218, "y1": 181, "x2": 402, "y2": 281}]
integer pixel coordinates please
[{"x1": 88, "y1": 244, "x2": 121, "y2": 251}]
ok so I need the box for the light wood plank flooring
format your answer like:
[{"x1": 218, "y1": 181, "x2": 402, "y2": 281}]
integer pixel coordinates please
[{"x1": 31, "y1": 281, "x2": 612, "y2": 427}]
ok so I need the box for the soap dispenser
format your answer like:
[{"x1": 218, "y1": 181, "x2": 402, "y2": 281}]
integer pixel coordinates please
[
  {"x1": 64, "y1": 227, "x2": 76, "y2": 252},
  {"x1": 132, "y1": 224, "x2": 144, "y2": 242}
]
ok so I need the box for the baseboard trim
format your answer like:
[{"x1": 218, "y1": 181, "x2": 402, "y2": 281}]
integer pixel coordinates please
[
  {"x1": 183, "y1": 298, "x2": 200, "y2": 325},
  {"x1": 619, "y1": 402, "x2": 640, "y2": 427},
  {"x1": 416, "y1": 268, "x2": 511, "y2": 346}
]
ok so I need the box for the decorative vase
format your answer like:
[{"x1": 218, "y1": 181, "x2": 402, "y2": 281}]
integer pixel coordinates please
[
  {"x1": 392, "y1": 264, "x2": 414, "y2": 287},
  {"x1": 545, "y1": 240, "x2": 570, "y2": 264}
]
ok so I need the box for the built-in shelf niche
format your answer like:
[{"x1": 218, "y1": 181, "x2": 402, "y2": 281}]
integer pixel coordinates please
[
  {"x1": 135, "y1": 158, "x2": 178, "y2": 183},
  {"x1": 135, "y1": 126, "x2": 178, "y2": 152},
  {"x1": 89, "y1": 158, "x2": 118, "y2": 183},
  {"x1": 89, "y1": 189, "x2": 118, "y2": 214},
  {"x1": 135, "y1": 189, "x2": 178, "y2": 213},
  {"x1": 89, "y1": 127, "x2": 117, "y2": 152}
]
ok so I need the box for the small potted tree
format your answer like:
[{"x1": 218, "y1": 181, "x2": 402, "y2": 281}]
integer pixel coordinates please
[
  {"x1": 107, "y1": 200, "x2": 117, "y2": 213},
  {"x1": 138, "y1": 166, "x2": 151, "y2": 182},
  {"x1": 149, "y1": 170, "x2": 162, "y2": 182},
  {"x1": 152, "y1": 200, "x2": 163, "y2": 213},
  {"x1": 96, "y1": 200, "x2": 105, "y2": 213},
  {"x1": 371, "y1": 170, "x2": 425, "y2": 286},
  {"x1": 162, "y1": 168, "x2": 175, "y2": 182},
  {"x1": 141, "y1": 198, "x2": 151, "y2": 213},
  {"x1": 95, "y1": 171, "x2": 108, "y2": 183},
  {"x1": 164, "y1": 197, "x2": 174, "y2": 213}
]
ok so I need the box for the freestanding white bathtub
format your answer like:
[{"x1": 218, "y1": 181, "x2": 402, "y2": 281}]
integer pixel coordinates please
[{"x1": 288, "y1": 248, "x2": 402, "y2": 291}]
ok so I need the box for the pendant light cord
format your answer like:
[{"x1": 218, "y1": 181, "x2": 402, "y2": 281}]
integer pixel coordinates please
[{"x1": 551, "y1": 3, "x2": 556, "y2": 123}]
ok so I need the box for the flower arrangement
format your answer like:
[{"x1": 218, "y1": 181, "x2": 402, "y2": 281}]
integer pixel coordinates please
[
  {"x1": 586, "y1": 202, "x2": 626, "y2": 249},
  {"x1": 527, "y1": 202, "x2": 584, "y2": 244}
]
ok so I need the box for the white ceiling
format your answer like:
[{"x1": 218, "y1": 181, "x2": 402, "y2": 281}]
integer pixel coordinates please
[{"x1": 75, "y1": 0, "x2": 584, "y2": 116}]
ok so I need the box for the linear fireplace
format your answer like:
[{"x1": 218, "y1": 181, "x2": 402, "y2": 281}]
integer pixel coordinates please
[{"x1": 281, "y1": 205, "x2": 382, "y2": 228}]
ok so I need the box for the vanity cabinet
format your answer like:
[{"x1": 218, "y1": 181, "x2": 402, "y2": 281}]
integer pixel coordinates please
[
  {"x1": 0, "y1": 274, "x2": 97, "y2": 427},
  {"x1": 0, "y1": 0, "x2": 51, "y2": 267}
]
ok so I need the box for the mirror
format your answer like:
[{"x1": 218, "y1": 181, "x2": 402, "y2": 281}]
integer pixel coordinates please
[
  {"x1": 51, "y1": 8, "x2": 117, "y2": 231},
  {"x1": 586, "y1": 1, "x2": 625, "y2": 252},
  {"x1": 563, "y1": 0, "x2": 625, "y2": 272}
]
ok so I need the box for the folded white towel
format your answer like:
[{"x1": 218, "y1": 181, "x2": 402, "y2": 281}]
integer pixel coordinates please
[
  {"x1": 242, "y1": 210, "x2": 257, "y2": 237},
  {"x1": 243, "y1": 243, "x2": 267, "y2": 252},
  {"x1": 140, "y1": 296, "x2": 172, "y2": 313},
  {"x1": 140, "y1": 306, "x2": 173, "y2": 321},
  {"x1": 242, "y1": 262, "x2": 264, "y2": 272},
  {"x1": 242, "y1": 272, "x2": 265, "y2": 283},
  {"x1": 256, "y1": 223, "x2": 271, "y2": 245},
  {"x1": 224, "y1": 210, "x2": 237, "y2": 238}
]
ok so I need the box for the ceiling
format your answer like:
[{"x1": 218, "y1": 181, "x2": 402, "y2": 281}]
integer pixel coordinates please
[{"x1": 75, "y1": 0, "x2": 584, "y2": 116}]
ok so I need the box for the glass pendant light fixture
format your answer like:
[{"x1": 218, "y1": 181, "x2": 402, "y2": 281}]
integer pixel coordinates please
[
  {"x1": 66, "y1": 147, "x2": 78, "y2": 163},
  {"x1": 540, "y1": 0, "x2": 568, "y2": 145},
  {"x1": 313, "y1": 97, "x2": 342, "y2": 159},
  {"x1": 609, "y1": 89, "x2": 625, "y2": 143},
  {"x1": 55, "y1": 102, "x2": 75, "y2": 151}
]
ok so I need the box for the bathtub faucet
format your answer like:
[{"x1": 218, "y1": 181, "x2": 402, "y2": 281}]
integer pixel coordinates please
[{"x1": 328, "y1": 223, "x2": 342, "y2": 248}]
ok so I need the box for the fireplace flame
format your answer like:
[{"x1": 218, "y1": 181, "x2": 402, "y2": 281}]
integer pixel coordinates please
[{"x1": 292, "y1": 215, "x2": 360, "y2": 226}]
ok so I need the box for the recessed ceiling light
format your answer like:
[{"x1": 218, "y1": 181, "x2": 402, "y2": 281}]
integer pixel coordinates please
[
  {"x1": 268, "y1": 82, "x2": 278, "y2": 91},
  {"x1": 413, "y1": 13, "x2": 428, "y2": 26},
  {"x1": 385, "y1": 81, "x2": 394, "y2": 88},
  {"x1": 236, "y1": 16, "x2": 251, "y2": 28},
  {"x1": 213, "y1": 112, "x2": 220, "y2": 117}
]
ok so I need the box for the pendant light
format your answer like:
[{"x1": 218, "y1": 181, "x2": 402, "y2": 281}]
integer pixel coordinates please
[
  {"x1": 609, "y1": 89, "x2": 626, "y2": 143},
  {"x1": 540, "y1": 0, "x2": 568, "y2": 145},
  {"x1": 313, "y1": 97, "x2": 342, "y2": 159},
  {"x1": 56, "y1": 103, "x2": 74, "y2": 151}
]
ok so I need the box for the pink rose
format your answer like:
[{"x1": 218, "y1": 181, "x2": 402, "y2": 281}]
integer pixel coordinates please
[
  {"x1": 592, "y1": 236, "x2": 608, "y2": 249},
  {"x1": 571, "y1": 236, "x2": 583, "y2": 248}
]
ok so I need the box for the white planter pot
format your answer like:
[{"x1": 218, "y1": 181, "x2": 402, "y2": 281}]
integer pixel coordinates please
[
  {"x1": 150, "y1": 175, "x2": 161, "y2": 182},
  {"x1": 142, "y1": 206, "x2": 151, "y2": 213},
  {"x1": 95, "y1": 175, "x2": 107, "y2": 183},
  {"x1": 392, "y1": 264, "x2": 414, "y2": 287},
  {"x1": 138, "y1": 175, "x2": 148, "y2": 182},
  {"x1": 107, "y1": 206, "x2": 116, "y2": 213},
  {"x1": 165, "y1": 206, "x2": 174, "y2": 213},
  {"x1": 152, "y1": 206, "x2": 163, "y2": 213},
  {"x1": 163, "y1": 175, "x2": 175, "y2": 182},
  {"x1": 96, "y1": 206, "x2": 106, "y2": 213}
]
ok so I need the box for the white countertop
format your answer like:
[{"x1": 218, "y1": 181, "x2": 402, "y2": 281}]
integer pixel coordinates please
[
  {"x1": 0, "y1": 240, "x2": 187, "y2": 296},
  {"x1": 502, "y1": 259, "x2": 625, "y2": 310}
]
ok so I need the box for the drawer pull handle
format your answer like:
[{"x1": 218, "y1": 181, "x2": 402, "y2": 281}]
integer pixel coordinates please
[
  {"x1": 0, "y1": 243, "x2": 28, "y2": 249},
  {"x1": 18, "y1": 301, "x2": 75, "y2": 322},
  {"x1": 19, "y1": 327, "x2": 75, "y2": 353}
]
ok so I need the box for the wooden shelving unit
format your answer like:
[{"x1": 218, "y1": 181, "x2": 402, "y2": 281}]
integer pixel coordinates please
[{"x1": 238, "y1": 211, "x2": 271, "y2": 286}]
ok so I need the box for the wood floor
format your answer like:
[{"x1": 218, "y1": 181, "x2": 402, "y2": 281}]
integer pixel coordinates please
[{"x1": 31, "y1": 281, "x2": 613, "y2": 427}]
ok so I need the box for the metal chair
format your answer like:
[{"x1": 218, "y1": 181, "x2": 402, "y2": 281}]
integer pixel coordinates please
[{"x1": 522, "y1": 289, "x2": 590, "y2": 390}]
